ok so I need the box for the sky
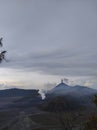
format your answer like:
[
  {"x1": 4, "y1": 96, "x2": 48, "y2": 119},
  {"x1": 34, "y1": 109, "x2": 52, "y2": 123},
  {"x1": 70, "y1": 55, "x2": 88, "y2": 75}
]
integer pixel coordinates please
[{"x1": 0, "y1": 0, "x2": 97, "y2": 90}]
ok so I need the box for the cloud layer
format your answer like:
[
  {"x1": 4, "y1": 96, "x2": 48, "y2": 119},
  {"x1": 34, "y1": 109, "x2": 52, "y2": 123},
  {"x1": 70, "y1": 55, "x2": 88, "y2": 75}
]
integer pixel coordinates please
[{"x1": 0, "y1": 0, "x2": 97, "y2": 88}]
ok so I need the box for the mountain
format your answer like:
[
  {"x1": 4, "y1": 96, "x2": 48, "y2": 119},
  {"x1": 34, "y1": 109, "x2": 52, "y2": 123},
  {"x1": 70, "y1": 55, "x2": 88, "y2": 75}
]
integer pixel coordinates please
[
  {"x1": 47, "y1": 82, "x2": 71, "y2": 95},
  {"x1": 46, "y1": 82, "x2": 97, "y2": 97},
  {"x1": 0, "y1": 88, "x2": 39, "y2": 97},
  {"x1": 67, "y1": 85, "x2": 97, "y2": 97},
  {"x1": 0, "y1": 88, "x2": 42, "y2": 111},
  {"x1": 43, "y1": 82, "x2": 97, "y2": 111},
  {"x1": 0, "y1": 83, "x2": 97, "y2": 112}
]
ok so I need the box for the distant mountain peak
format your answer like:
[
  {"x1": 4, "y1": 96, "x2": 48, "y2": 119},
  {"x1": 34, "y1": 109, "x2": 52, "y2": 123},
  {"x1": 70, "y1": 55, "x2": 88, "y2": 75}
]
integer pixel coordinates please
[
  {"x1": 46, "y1": 80, "x2": 97, "y2": 97},
  {"x1": 55, "y1": 81, "x2": 69, "y2": 88},
  {"x1": 47, "y1": 81, "x2": 69, "y2": 94}
]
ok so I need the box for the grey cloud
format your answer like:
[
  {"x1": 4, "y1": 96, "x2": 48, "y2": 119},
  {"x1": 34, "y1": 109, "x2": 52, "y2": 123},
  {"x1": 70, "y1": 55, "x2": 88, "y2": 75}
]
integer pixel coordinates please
[
  {"x1": 1, "y1": 48, "x2": 96, "y2": 77},
  {"x1": 0, "y1": 0, "x2": 97, "y2": 78}
]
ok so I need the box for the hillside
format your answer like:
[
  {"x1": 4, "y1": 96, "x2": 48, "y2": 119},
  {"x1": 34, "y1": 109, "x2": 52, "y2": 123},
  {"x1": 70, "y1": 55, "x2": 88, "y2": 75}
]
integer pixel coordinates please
[
  {"x1": 44, "y1": 82, "x2": 97, "y2": 110},
  {"x1": 0, "y1": 88, "x2": 42, "y2": 111},
  {"x1": 0, "y1": 84, "x2": 97, "y2": 130}
]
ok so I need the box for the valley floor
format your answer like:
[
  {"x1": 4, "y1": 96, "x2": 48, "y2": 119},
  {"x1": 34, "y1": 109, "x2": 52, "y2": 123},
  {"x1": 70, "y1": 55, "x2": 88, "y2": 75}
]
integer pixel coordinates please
[{"x1": 0, "y1": 106, "x2": 97, "y2": 130}]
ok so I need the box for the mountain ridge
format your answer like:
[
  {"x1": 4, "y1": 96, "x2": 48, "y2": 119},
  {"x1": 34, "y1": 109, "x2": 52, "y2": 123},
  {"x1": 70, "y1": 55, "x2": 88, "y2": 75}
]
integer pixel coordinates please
[
  {"x1": 46, "y1": 82, "x2": 97, "y2": 96},
  {"x1": 0, "y1": 88, "x2": 40, "y2": 97}
]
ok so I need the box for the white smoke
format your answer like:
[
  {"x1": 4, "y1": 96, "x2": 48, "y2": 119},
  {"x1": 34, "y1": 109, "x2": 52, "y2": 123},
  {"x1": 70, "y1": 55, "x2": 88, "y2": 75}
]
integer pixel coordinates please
[{"x1": 39, "y1": 89, "x2": 46, "y2": 100}]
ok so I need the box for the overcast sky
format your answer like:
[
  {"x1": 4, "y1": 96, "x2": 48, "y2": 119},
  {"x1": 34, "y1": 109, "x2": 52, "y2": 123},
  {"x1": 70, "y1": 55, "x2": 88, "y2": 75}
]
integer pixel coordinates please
[{"x1": 0, "y1": 0, "x2": 97, "y2": 90}]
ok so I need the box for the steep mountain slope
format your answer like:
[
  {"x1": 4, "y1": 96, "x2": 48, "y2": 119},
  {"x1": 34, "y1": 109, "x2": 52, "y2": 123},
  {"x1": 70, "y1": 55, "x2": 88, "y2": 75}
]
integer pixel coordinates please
[
  {"x1": 49, "y1": 82, "x2": 70, "y2": 94},
  {"x1": 46, "y1": 82, "x2": 97, "y2": 97},
  {"x1": 44, "y1": 82, "x2": 97, "y2": 110}
]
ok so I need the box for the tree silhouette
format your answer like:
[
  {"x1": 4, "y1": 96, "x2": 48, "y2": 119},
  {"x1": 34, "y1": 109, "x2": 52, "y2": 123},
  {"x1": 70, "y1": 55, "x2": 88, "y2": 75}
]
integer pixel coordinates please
[
  {"x1": 83, "y1": 95, "x2": 97, "y2": 130},
  {"x1": 83, "y1": 115, "x2": 97, "y2": 130},
  {"x1": 94, "y1": 95, "x2": 97, "y2": 106},
  {"x1": 0, "y1": 38, "x2": 7, "y2": 63}
]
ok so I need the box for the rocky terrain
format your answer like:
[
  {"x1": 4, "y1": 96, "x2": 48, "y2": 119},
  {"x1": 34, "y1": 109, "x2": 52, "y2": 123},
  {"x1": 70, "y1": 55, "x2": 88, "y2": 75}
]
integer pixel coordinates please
[{"x1": 0, "y1": 82, "x2": 97, "y2": 130}]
